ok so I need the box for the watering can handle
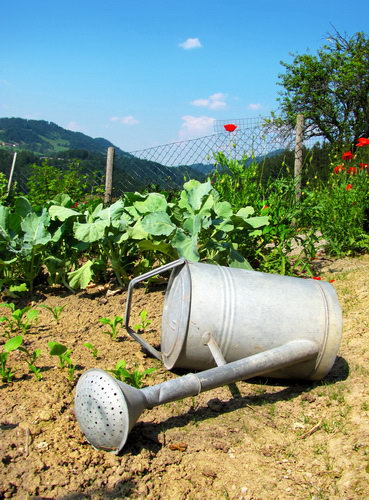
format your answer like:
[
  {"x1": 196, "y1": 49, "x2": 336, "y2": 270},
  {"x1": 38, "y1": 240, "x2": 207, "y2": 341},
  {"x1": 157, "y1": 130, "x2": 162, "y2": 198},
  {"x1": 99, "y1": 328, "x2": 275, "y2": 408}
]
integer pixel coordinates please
[{"x1": 124, "y1": 258, "x2": 186, "y2": 360}]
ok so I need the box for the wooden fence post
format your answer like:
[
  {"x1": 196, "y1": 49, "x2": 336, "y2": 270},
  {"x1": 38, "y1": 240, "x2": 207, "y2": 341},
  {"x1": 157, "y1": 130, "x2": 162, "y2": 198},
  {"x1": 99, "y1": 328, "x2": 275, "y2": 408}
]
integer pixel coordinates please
[
  {"x1": 104, "y1": 147, "x2": 114, "y2": 204},
  {"x1": 294, "y1": 114, "x2": 304, "y2": 201},
  {"x1": 7, "y1": 152, "x2": 17, "y2": 196}
]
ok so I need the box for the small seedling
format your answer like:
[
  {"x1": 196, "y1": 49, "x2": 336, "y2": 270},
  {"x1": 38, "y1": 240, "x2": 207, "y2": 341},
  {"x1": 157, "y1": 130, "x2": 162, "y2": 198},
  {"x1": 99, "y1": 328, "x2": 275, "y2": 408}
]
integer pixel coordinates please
[
  {"x1": 133, "y1": 309, "x2": 152, "y2": 333},
  {"x1": 38, "y1": 304, "x2": 66, "y2": 324},
  {"x1": 109, "y1": 360, "x2": 155, "y2": 388},
  {"x1": 18, "y1": 343, "x2": 42, "y2": 380},
  {"x1": 0, "y1": 303, "x2": 39, "y2": 337},
  {"x1": 99, "y1": 316, "x2": 123, "y2": 341},
  {"x1": 48, "y1": 341, "x2": 76, "y2": 380},
  {"x1": 0, "y1": 335, "x2": 23, "y2": 383},
  {"x1": 84, "y1": 342, "x2": 99, "y2": 359}
]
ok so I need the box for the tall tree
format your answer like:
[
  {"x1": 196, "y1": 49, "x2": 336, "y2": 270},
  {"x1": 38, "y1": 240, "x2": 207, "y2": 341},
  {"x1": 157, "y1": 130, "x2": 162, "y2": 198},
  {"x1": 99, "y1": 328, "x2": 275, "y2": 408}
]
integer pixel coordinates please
[{"x1": 275, "y1": 30, "x2": 369, "y2": 146}]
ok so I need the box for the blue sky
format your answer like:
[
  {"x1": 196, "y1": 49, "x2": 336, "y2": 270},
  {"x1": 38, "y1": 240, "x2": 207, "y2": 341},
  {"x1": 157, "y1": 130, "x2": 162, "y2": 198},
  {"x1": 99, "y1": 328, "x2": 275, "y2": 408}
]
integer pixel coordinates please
[{"x1": 1, "y1": 0, "x2": 369, "y2": 151}]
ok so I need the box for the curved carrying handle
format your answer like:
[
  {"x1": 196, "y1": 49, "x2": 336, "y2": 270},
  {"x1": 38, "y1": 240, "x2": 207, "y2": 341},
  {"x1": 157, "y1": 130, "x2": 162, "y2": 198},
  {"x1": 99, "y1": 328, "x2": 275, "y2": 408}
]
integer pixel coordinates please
[{"x1": 124, "y1": 258, "x2": 186, "y2": 360}]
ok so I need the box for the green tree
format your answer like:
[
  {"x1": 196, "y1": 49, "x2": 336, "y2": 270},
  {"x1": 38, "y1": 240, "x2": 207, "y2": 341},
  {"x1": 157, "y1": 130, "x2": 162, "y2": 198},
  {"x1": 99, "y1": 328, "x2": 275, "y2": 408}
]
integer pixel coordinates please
[{"x1": 276, "y1": 30, "x2": 369, "y2": 147}]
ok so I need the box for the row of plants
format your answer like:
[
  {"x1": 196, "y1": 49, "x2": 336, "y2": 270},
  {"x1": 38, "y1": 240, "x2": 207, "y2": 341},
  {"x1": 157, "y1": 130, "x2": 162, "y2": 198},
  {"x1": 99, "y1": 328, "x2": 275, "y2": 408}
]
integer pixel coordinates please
[
  {"x1": 0, "y1": 179, "x2": 268, "y2": 292},
  {"x1": 0, "y1": 300, "x2": 154, "y2": 386},
  {"x1": 210, "y1": 141, "x2": 369, "y2": 267},
  {"x1": 1, "y1": 141, "x2": 368, "y2": 294}
]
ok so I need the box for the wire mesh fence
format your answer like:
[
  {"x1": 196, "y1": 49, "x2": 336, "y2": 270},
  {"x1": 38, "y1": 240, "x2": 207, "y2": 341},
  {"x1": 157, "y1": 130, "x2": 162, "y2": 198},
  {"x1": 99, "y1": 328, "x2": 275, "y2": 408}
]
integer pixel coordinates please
[
  {"x1": 1, "y1": 116, "x2": 325, "y2": 198},
  {"x1": 119, "y1": 119, "x2": 299, "y2": 193}
]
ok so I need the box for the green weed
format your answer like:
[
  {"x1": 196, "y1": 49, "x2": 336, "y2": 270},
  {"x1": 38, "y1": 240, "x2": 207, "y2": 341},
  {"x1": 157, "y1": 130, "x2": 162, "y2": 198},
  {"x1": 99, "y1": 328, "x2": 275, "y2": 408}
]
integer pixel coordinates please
[
  {"x1": 109, "y1": 360, "x2": 155, "y2": 388},
  {"x1": 99, "y1": 316, "x2": 124, "y2": 341}
]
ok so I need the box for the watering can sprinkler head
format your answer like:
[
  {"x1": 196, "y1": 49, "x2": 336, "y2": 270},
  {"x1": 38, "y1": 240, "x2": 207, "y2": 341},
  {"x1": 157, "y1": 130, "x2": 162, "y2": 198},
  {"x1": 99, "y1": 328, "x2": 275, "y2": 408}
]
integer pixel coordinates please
[{"x1": 74, "y1": 369, "x2": 147, "y2": 452}]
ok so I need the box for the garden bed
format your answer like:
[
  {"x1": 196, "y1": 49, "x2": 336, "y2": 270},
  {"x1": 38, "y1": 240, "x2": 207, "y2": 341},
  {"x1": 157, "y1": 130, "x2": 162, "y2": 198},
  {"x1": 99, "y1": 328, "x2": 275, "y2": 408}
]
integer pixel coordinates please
[{"x1": 1, "y1": 254, "x2": 369, "y2": 499}]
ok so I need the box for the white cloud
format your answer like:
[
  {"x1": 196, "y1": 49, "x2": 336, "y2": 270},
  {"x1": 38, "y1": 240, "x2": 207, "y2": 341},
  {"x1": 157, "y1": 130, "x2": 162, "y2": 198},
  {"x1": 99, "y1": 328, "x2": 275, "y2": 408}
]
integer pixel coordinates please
[
  {"x1": 110, "y1": 115, "x2": 139, "y2": 125},
  {"x1": 191, "y1": 92, "x2": 227, "y2": 110},
  {"x1": 178, "y1": 115, "x2": 215, "y2": 140},
  {"x1": 179, "y1": 37, "x2": 202, "y2": 50},
  {"x1": 247, "y1": 103, "x2": 263, "y2": 111},
  {"x1": 66, "y1": 121, "x2": 83, "y2": 132}
]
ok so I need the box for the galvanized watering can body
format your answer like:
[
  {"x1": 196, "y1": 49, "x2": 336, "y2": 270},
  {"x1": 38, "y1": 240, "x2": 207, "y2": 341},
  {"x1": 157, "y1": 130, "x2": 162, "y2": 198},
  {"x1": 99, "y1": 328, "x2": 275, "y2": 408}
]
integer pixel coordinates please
[{"x1": 125, "y1": 259, "x2": 342, "y2": 381}]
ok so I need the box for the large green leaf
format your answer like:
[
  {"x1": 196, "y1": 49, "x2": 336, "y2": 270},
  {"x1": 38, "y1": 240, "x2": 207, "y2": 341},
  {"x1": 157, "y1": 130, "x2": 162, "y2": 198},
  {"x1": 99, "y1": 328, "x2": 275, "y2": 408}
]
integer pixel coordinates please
[
  {"x1": 236, "y1": 206, "x2": 255, "y2": 218},
  {"x1": 51, "y1": 193, "x2": 72, "y2": 206},
  {"x1": 21, "y1": 211, "x2": 51, "y2": 247},
  {"x1": 68, "y1": 260, "x2": 94, "y2": 289},
  {"x1": 138, "y1": 239, "x2": 174, "y2": 257},
  {"x1": 172, "y1": 229, "x2": 199, "y2": 261},
  {"x1": 227, "y1": 247, "x2": 253, "y2": 270},
  {"x1": 74, "y1": 220, "x2": 108, "y2": 242},
  {"x1": 49, "y1": 205, "x2": 81, "y2": 221},
  {"x1": 14, "y1": 197, "x2": 32, "y2": 218},
  {"x1": 214, "y1": 201, "x2": 233, "y2": 218},
  {"x1": 134, "y1": 193, "x2": 168, "y2": 214},
  {"x1": 44, "y1": 256, "x2": 65, "y2": 274},
  {"x1": 234, "y1": 207, "x2": 269, "y2": 228},
  {"x1": 128, "y1": 220, "x2": 148, "y2": 240},
  {"x1": 181, "y1": 180, "x2": 212, "y2": 212},
  {"x1": 183, "y1": 214, "x2": 202, "y2": 236},
  {"x1": 0, "y1": 205, "x2": 9, "y2": 239},
  {"x1": 213, "y1": 219, "x2": 234, "y2": 232},
  {"x1": 97, "y1": 199, "x2": 125, "y2": 222},
  {"x1": 243, "y1": 216, "x2": 269, "y2": 228},
  {"x1": 141, "y1": 212, "x2": 176, "y2": 236}
]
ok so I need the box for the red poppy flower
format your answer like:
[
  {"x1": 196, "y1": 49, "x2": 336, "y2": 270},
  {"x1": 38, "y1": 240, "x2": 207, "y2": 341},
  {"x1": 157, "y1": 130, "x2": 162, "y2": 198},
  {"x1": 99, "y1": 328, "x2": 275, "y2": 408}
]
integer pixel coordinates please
[
  {"x1": 262, "y1": 205, "x2": 269, "y2": 210},
  {"x1": 356, "y1": 137, "x2": 369, "y2": 147},
  {"x1": 329, "y1": 280, "x2": 335, "y2": 283},
  {"x1": 71, "y1": 202, "x2": 79, "y2": 208},
  {"x1": 333, "y1": 165, "x2": 345, "y2": 174},
  {"x1": 345, "y1": 184, "x2": 353, "y2": 191},
  {"x1": 312, "y1": 277, "x2": 321, "y2": 280},
  {"x1": 224, "y1": 123, "x2": 237, "y2": 132},
  {"x1": 342, "y1": 151, "x2": 354, "y2": 160},
  {"x1": 347, "y1": 167, "x2": 357, "y2": 175},
  {"x1": 360, "y1": 163, "x2": 369, "y2": 169}
]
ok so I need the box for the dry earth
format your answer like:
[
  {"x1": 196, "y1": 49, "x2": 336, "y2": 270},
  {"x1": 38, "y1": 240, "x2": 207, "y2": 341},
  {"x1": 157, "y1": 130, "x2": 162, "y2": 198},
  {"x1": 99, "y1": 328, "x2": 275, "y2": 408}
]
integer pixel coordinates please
[{"x1": 0, "y1": 254, "x2": 369, "y2": 500}]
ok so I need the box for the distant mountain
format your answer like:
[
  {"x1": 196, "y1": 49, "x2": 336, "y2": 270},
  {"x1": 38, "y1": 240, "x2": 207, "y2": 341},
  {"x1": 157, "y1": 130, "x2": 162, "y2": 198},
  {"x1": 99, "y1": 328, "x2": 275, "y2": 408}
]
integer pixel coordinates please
[
  {"x1": 0, "y1": 117, "x2": 128, "y2": 156},
  {"x1": 0, "y1": 117, "x2": 209, "y2": 193}
]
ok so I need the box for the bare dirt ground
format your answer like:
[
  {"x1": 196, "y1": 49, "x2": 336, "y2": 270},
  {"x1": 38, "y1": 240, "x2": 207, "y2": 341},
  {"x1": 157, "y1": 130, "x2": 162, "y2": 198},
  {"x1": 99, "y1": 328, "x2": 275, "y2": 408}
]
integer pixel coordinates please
[{"x1": 0, "y1": 254, "x2": 368, "y2": 500}]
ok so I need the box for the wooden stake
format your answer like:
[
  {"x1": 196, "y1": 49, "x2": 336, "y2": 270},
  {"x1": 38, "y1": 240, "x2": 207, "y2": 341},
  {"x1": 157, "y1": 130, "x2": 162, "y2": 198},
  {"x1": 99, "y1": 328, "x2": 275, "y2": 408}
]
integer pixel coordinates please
[
  {"x1": 7, "y1": 151, "x2": 17, "y2": 195},
  {"x1": 104, "y1": 147, "x2": 115, "y2": 204},
  {"x1": 294, "y1": 114, "x2": 304, "y2": 201}
]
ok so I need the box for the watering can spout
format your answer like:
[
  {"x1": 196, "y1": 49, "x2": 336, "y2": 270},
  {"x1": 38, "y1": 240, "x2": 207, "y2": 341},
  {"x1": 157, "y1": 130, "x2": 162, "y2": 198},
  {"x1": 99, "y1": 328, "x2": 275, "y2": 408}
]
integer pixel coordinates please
[{"x1": 74, "y1": 339, "x2": 319, "y2": 453}]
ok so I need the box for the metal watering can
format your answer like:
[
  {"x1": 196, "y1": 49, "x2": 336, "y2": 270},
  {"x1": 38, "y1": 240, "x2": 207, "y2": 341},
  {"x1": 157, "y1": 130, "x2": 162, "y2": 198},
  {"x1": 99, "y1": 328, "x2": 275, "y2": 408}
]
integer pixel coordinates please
[
  {"x1": 74, "y1": 259, "x2": 342, "y2": 453},
  {"x1": 125, "y1": 258, "x2": 342, "y2": 380}
]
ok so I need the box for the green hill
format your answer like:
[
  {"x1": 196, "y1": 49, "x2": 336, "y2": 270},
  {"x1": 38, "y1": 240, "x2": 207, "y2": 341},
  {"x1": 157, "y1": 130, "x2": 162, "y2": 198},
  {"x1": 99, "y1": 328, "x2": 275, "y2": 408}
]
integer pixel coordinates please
[
  {"x1": 0, "y1": 117, "x2": 208, "y2": 193},
  {"x1": 0, "y1": 117, "x2": 127, "y2": 156}
]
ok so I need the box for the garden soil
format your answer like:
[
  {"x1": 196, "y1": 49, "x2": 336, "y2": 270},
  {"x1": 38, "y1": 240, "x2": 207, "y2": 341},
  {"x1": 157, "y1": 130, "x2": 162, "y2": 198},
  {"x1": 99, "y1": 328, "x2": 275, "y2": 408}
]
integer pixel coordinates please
[{"x1": 0, "y1": 254, "x2": 369, "y2": 499}]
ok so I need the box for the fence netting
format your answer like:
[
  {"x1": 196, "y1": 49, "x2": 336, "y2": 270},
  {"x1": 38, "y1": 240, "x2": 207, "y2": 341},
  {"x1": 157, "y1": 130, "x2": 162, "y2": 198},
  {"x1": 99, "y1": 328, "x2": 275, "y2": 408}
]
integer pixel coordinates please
[
  {"x1": 2, "y1": 117, "x2": 323, "y2": 197},
  {"x1": 119, "y1": 119, "x2": 297, "y2": 193}
]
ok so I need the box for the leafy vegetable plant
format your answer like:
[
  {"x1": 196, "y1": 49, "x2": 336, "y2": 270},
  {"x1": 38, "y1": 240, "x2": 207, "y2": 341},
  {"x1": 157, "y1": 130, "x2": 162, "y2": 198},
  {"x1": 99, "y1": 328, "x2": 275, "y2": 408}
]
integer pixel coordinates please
[
  {"x1": 109, "y1": 360, "x2": 155, "y2": 388},
  {"x1": 83, "y1": 342, "x2": 99, "y2": 359},
  {"x1": 18, "y1": 342, "x2": 42, "y2": 380},
  {"x1": 0, "y1": 303, "x2": 39, "y2": 337},
  {"x1": 0, "y1": 335, "x2": 22, "y2": 383},
  {"x1": 133, "y1": 309, "x2": 152, "y2": 333},
  {"x1": 38, "y1": 304, "x2": 66, "y2": 324},
  {"x1": 99, "y1": 316, "x2": 124, "y2": 341},
  {"x1": 48, "y1": 341, "x2": 76, "y2": 380}
]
